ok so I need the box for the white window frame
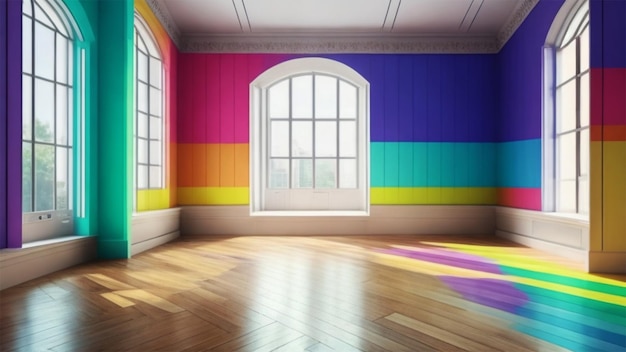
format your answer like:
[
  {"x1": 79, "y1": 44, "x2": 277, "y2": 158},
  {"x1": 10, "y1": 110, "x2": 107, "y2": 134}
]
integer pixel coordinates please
[
  {"x1": 21, "y1": 0, "x2": 84, "y2": 242},
  {"x1": 133, "y1": 13, "x2": 165, "y2": 206},
  {"x1": 250, "y1": 58, "x2": 370, "y2": 216},
  {"x1": 543, "y1": 0, "x2": 589, "y2": 216}
]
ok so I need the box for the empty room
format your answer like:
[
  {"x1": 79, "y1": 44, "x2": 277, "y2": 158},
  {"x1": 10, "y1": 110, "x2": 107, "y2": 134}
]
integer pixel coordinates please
[{"x1": 1, "y1": 0, "x2": 625, "y2": 350}]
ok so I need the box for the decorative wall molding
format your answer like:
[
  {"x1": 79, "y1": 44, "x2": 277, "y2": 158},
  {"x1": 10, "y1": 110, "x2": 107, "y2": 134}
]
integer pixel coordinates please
[
  {"x1": 182, "y1": 35, "x2": 500, "y2": 54},
  {"x1": 148, "y1": 0, "x2": 539, "y2": 54},
  {"x1": 145, "y1": 0, "x2": 182, "y2": 48},
  {"x1": 496, "y1": 0, "x2": 540, "y2": 49}
]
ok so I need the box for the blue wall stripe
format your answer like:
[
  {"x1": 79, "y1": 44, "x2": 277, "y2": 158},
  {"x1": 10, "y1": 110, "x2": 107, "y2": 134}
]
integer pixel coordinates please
[
  {"x1": 371, "y1": 142, "x2": 496, "y2": 187},
  {"x1": 496, "y1": 139, "x2": 541, "y2": 188}
]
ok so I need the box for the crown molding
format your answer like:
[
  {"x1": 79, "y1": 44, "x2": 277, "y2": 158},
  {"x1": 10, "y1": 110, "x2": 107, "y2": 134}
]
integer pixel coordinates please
[
  {"x1": 145, "y1": 0, "x2": 182, "y2": 48},
  {"x1": 147, "y1": 0, "x2": 538, "y2": 54},
  {"x1": 496, "y1": 0, "x2": 540, "y2": 49},
  {"x1": 182, "y1": 35, "x2": 499, "y2": 54}
]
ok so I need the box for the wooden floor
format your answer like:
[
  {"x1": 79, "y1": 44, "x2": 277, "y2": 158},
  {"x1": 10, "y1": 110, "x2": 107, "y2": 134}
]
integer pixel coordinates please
[{"x1": 1, "y1": 235, "x2": 625, "y2": 351}]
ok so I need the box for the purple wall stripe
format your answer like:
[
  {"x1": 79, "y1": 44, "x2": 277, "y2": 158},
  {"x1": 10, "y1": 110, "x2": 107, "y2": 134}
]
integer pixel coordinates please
[
  {"x1": 6, "y1": 0, "x2": 21, "y2": 248},
  {"x1": 1, "y1": 0, "x2": 8, "y2": 249}
]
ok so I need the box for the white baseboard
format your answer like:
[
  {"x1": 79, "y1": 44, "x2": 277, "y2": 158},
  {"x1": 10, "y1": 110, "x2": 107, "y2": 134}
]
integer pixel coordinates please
[
  {"x1": 495, "y1": 206, "x2": 590, "y2": 265},
  {"x1": 181, "y1": 205, "x2": 495, "y2": 236},
  {"x1": 0, "y1": 236, "x2": 97, "y2": 290},
  {"x1": 131, "y1": 208, "x2": 181, "y2": 256}
]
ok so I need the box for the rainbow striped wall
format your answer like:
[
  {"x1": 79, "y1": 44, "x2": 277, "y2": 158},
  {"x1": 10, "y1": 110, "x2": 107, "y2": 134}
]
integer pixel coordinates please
[
  {"x1": 177, "y1": 54, "x2": 500, "y2": 205},
  {"x1": 497, "y1": 0, "x2": 564, "y2": 211},
  {"x1": 135, "y1": 0, "x2": 178, "y2": 211},
  {"x1": 589, "y1": 0, "x2": 626, "y2": 252}
]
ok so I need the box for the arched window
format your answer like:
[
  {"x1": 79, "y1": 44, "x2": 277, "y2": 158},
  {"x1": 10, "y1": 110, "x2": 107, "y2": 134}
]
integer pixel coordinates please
[
  {"x1": 22, "y1": 0, "x2": 85, "y2": 241},
  {"x1": 547, "y1": 0, "x2": 589, "y2": 215},
  {"x1": 250, "y1": 58, "x2": 369, "y2": 214},
  {"x1": 134, "y1": 13, "x2": 164, "y2": 204}
]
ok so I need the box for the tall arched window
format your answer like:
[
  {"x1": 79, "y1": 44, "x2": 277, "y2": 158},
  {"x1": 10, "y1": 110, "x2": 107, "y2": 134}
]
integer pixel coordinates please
[
  {"x1": 554, "y1": 1, "x2": 589, "y2": 214},
  {"x1": 22, "y1": 0, "x2": 85, "y2": 241},
  {"x1": 251, "y1": 58, "x2": 369, "y2": 214},
  {"x1": 134, "y1": 13, "x2": 164, "y2": 205}
]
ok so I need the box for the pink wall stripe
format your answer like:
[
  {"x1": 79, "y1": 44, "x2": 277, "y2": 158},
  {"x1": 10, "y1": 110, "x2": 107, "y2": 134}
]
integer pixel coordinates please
[{"x1": 498, "y1": 188, "x2": 542, "y2": 210}]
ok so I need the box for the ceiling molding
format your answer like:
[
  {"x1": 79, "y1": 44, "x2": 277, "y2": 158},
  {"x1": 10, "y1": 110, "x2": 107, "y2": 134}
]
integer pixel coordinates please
[
  {"x1": 145, "y1": 0, "x2": 183, "y2": 48},
  {"x1": 148, "y1": 0, "x2": 539, "y2": 54},
  {"x1": 496, "y1": 0, "x2": 540, "y2": 49},
  {"x1": 182, "y1": 35, "x2": 499, "y2": 54}
]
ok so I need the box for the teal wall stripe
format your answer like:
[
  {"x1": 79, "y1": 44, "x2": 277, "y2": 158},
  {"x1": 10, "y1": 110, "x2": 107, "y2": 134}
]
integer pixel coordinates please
[
  {"x1": 370, "y1": 142, "x2": 496, "y2": 187},
  {"x1": 496, "y1": 139, "x2": 541, "y2": 188}
]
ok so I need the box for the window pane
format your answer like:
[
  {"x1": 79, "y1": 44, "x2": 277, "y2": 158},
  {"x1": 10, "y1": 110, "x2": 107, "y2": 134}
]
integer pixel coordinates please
[
  {"x1": 149, "y1": 57, "x2": 162, "y2": 89},
  {"x1": 315, "y1": 75, "x2": 337, "y2": 118},
  {"x1": 339, "y1": 159, "x2": 357, "y2": 189},
  {"x1": 339, "y1": 81, "x2": 357, "y2": 119},
  {"x1": 23, "y1": 0, "x2": 32, "y2": 16},
  {"x1": 137, "y1": 139, "x2": 148, "y2": 164},
  {"x1": 316, "y1": 121, "x2": 337, "y2": 157},
  {"x1": 68, "y1": 41, "x2": 73, "y2": 85},
  {"x1": 557, "y1": 80, "x2": 576, "y2": 133},
  {"x1": 292, "y1": 121, "x2": 312, "y2": 157},
  {"x1": 56, "y1": 85, "x2": 68, "y2": 145},
  {"x1": 22, "y1": 142, "x2": 33, "y2": 212},
  {"x1": 137, "y1": 112, "x2": 148, "y2": 138},
  {"x1": 578, "y1": 178, "x2": 589, "y2": 214},
  {"x1": 56, "y1": 33, "x2": 68, "y2": 84},
  {"x1": 138, "y1": 82, "x2": 148, "y2": 113},
  {"x1": 315, "y1": 159, "x2": 336, "y2": 188},
  {"x1": 150, "y1": 116, "x2": 161, "y2": 141},
  {"x1": 292, "y1": 75, "x2": 312, "y2": 118},
  {"x1": 292, "y1": 159, "x2": 312, "y2": 188},
  {"x1": 557, "y1": 41, "x2": 576, "y2": 85},
  {"x1": 34, "y1": 3, "x2": 53, "y2": 27},
  {"x1": 580, "y1": 25, "x2": 589, "y2": 71},
  {"x1": 56, "y1": 147, "x2": 68, "y2": 210},
  {"x1": 35, "y1": 144, "x2": 55, "y2": 211},
  {"x1": 269, "y1": 80, "x2": 289, "y2": 118},
  {"x1": 68, "y1": 148, "x2": 73, "y2": 210},
  {"x1": 150, "y1": 87, "x2": 162, "y2": 116},
  {"x1": 35, "y1": 79, "x2": 55, "y2": 143},
  {"x1": 580, "y1": 129, "x2": 589, "y2": 177},
  {"x1": 149, "y1": 166, "x2": 162, "y2": 188},
  {"x1": 339, "y1": 121, "x2": 356, "y2": 157},
  {"x1": 558, "y1": 180, "x2": 576, "y2": 213},
  {"x1": 137, "y1": 165, "x2": 148, "y2": 189},
  {"x1": 23, "y1": 17, "x2": 32, "y2": 74},
  {"x1": 270, "y1": 121, "x2": 289, "y2": 157},
  {"x1": 150, "y1": 140, "x2": 162, "y2": 165},
  {"x1": 23, "y1": 75, "x2": 32, "y2": 140},
  {"x1": 34, "y1": 21, "x2": 55, "y2": 80},
  {"x1": 137, "y1": 51, "x2": 148, "y2": 82},
  {"x1": 269, "y1": 159, "x2": 289, "y2": 188},
  {"x1": 558, "y1": 133, "x2": 576, "y2": 180},
  {"x1": 580, "y1": 72, "x2": 589, "y2": 127}
]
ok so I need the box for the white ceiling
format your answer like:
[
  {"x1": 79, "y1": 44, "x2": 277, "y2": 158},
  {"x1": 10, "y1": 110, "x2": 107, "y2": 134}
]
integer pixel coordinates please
[{"x1": 149, "y1": 0, "x2": 537, "y2": 53}]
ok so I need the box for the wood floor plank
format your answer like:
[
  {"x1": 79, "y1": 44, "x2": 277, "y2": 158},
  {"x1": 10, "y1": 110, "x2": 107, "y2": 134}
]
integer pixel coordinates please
[{"x1": 2, "y1": 235, "x2": 624, "y2": 351}]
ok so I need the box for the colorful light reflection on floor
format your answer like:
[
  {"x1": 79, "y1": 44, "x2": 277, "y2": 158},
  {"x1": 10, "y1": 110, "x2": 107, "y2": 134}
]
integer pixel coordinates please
[{"x1": 375, "y1": 242, "x2": 626, "y2": 351}]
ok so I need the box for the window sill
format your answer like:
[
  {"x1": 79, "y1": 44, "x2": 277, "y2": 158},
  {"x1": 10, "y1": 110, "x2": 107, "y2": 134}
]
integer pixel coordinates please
[{"x1": 251, "y1": 210, "x2": 369, "y2": 217}]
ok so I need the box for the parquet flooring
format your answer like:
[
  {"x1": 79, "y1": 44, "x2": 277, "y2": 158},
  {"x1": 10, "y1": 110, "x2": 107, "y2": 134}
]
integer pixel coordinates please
[{"x1": 1, "y1": 235, "x2": 625, "y2": 351}]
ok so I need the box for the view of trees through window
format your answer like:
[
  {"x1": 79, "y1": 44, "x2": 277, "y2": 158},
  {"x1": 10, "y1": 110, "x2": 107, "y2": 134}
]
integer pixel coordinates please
[{"x1": 22, "y1": 0, "x2": 73, "y2": 213}]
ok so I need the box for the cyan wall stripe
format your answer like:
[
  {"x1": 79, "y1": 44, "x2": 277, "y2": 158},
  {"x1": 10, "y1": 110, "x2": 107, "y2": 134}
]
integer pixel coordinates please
[
  {"x1": 497, "y1": 139, "x2": 542, "y2": 188},
  {"x1": 371, "y1": 142, "x2": 496, "y2": 187}
]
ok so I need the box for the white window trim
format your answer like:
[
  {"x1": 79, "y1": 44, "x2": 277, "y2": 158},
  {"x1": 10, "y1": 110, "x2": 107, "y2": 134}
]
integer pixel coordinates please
[
  {"x1": 22, "y1": 0, "x2": 84, "y2": 243},
  {"x1": 542, "y1": 0, "x2": 589, "y2": 218},
  {"x1": 250, "y1": 58, "x2": 370, "y2": 216},
  {"x1": 133, "y1": 12, "x2": 165, "y2": 198}
]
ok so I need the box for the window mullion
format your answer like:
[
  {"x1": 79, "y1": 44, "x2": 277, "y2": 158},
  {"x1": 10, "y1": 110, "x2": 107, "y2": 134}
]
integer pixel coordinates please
[{"x1": 311, "y1": 74, "x2": 316, "y2": 189}]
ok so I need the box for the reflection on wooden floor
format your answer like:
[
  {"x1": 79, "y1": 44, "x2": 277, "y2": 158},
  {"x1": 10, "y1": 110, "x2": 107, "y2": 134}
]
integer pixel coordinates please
[{"x1": 1, "y1": 236, "x2": 625, "y2": 351}]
